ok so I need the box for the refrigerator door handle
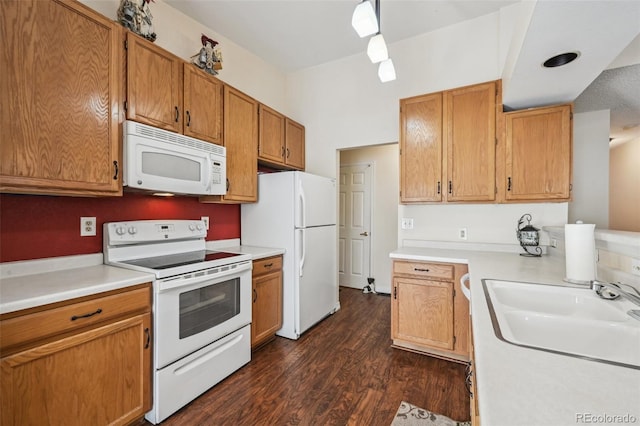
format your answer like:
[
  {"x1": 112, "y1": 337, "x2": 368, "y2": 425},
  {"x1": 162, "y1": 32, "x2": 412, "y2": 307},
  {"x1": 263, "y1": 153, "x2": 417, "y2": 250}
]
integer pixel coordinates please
[
  {"x1": 298, "y1": 228, "x2": 306, "y2": 277},
  {"x1": 298, "y1": 179, "x2": 306, "y2": 228}
]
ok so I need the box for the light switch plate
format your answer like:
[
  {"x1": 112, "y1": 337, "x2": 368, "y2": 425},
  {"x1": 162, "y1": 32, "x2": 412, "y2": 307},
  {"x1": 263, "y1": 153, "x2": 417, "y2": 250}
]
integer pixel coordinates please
[{"x1": 401, "y1": 218, "x2": 414, "y2": 230}]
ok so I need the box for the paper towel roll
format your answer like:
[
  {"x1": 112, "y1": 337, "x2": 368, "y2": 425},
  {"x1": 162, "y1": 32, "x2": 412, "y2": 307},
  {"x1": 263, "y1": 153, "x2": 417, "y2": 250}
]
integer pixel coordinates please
[{"x1": 564, "y1": 223, "x2": 596, "y2": 284}]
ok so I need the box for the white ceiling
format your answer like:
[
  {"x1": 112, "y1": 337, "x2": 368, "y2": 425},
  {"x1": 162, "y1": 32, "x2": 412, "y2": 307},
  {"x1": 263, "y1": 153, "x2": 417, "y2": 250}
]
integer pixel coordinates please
[
  {"x1": 165, "y1": 0, "x2": 640, "y2": 142},
  {"x1": 165, "y1": 0, "x2": 520, "y2": 72}
]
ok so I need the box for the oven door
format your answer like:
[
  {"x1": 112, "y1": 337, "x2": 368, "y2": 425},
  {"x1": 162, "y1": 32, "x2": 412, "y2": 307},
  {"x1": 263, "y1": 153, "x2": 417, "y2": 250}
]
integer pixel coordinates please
[{"x1": 154, "y1": 261, "x2": 252, "y2": 369}]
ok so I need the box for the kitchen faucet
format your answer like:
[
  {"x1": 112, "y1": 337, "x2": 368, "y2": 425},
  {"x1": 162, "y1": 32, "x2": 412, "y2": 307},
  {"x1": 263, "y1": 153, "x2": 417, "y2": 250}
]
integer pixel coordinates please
[{"x1": 591, "y1": 280, "x2": 640, "y2": 321}]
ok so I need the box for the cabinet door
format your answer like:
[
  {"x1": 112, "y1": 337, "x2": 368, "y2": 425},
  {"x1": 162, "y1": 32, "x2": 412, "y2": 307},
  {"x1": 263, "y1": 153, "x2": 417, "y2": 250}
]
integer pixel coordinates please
[
  {"x1": 392, "y1": 277, "x2": 454, "y2": 350},
  {"x1": 258, "y1": 104, "x2": 286, "y2": 165},
  {"x1": 183, "y1": 64, "x2": 223, "y2": 145},
  {"x1": 285, "y1": 118, "x2": 305, "y2": 170},
  {"x1": 252, "y1": 270, "x2": 283, "y2": 348},
  {"x1": 400, "y1": 93, "x2": 443, "y2": 202},
  {"x1": 0, "y1": 314, "x2": 151, "y2": 426},
  {"x1": 505, "y1": 105, "x2": 572, "y2": 201},
  {"x1": 0, "y1": 0, "x2": 121, "y2": 196},
  {"x1": 126, "y1": 32, "x2": 182, "y2": 133},
  {"x1": 445, "y1": 82, "x2": 496, "y2": 202},
  {"x1": 222, "y1": 85, "x2": 258, "y2": 202}
]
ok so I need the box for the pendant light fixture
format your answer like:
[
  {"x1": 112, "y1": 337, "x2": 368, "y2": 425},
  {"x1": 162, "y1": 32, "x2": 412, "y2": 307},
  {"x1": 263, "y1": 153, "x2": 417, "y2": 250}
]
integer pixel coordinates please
[
  {"x1": 351, "y1": 0, "x2": 378, "y2": 38},
  {"x1": 378, "y1": 58, "x2": 396, "y2": 82},
  {"x1": 352, "y1": 0, "x2": 396, "y2": 82}
]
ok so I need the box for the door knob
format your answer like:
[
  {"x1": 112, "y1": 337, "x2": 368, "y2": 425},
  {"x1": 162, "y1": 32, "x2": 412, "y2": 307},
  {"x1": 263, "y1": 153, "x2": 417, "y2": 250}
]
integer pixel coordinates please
[{"x1": 360, "y1": 231, "x2": 369, "y2": 236}]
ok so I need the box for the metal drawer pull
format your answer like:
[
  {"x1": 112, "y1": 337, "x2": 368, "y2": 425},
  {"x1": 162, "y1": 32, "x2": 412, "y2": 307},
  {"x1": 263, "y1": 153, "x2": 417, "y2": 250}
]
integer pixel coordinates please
[
  {"x1": 263, "y1": 263, "x2": 273, "y2": 268},
  {"x1": 71, "y1": 308, "x2": 103, "y2": 321},
  {"x1": 144, "y1": 328, "x2": 151, "y2": 349},
  {"x1": 414, "y1": 268, "x2": 430, "y2": 272},
  {"x1": 253, "y1": 288, "x2": 257, "y2": 303}
]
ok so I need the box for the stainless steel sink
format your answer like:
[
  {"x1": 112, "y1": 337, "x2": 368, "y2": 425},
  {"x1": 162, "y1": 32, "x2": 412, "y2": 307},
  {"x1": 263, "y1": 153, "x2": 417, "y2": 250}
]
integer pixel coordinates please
[{"x1": 483, "y1": 279, "x2": 640, "y2": 369}]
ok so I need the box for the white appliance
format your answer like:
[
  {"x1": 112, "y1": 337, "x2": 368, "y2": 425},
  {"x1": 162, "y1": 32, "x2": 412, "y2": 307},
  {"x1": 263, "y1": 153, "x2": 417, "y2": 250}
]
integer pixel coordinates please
[
  {"x1": 241, "y1": 171, "x2": 339, "y2": 340},
  {"x1": 103, "y1": 220, "x2": 251, "y2": 424},
  {"x1": 123, "y1": 120, "x2": 226, "y2": 196}
]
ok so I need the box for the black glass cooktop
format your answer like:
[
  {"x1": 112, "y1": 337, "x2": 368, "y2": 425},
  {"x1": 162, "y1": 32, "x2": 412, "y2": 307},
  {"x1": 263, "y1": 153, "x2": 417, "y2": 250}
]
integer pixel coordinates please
[{"x1": 121, "y1": 250, "x2": 241, "y2": 270}]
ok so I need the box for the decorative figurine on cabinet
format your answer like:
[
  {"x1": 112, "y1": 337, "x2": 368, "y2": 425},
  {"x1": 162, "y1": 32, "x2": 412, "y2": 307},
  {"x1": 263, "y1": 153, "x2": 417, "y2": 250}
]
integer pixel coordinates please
[
  {"x1": 191, "y1": 34, "x2": 223, "y2": 75},
  {"x1": 516, "y1": 213, "x2": 542, "y2": 257},
  {"x1": 117, "y1": 0, "x2": 157, "y2": 42}
]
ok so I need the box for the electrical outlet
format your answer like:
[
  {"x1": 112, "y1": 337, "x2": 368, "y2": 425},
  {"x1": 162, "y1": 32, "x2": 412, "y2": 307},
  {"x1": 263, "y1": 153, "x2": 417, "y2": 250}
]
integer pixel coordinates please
[
  {"x1": 80, "y1": 217, "x2": 96, "y2": 236},
  {"x1": 401, "y1": 218, "x2": 414, "y2": 230},
  {"x1": 201, "y1": 216, "x2": 210, "y2": 230},
  {"x1": 631, "y1": 258, "x2": 640, "y2": 277},
  {"x1": 458, "y1": 228, "x2": 468, "y2": 240}
]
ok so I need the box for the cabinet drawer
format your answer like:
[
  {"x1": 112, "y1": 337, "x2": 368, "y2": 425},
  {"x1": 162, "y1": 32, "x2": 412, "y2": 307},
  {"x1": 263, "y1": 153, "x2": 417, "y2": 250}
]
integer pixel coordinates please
[
  {"x1": 252, "y1": 255, "x2": 283, "y2": 277},
  {"x1": 0, "y1": 285, "x2": 151, "y2": 353},
  {"x1": 393, "y1": 261, "x2": 454, "y2": 280}
]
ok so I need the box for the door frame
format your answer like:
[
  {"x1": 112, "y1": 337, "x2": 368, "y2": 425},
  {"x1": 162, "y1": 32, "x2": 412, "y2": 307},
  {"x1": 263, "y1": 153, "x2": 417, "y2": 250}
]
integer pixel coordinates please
[{"x1": 339, "y1": 162, "x2": 375, "y2": 289}]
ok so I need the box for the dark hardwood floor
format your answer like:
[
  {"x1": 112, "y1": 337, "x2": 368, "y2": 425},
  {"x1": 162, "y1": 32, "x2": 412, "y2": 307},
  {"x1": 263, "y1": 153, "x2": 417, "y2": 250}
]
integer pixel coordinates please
[{"x1": 149, "y1": 287, "x2": 470, "y2": 425}]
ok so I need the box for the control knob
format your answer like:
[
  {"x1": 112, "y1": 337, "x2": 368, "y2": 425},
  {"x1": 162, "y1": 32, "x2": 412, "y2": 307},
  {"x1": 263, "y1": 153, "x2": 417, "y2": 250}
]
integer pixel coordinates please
[
  {"x1": 128, "y1": 226, "x2": 137, "y2": 235},
  {"x1": 115, "y1": 226, "x2": 126, "y2": 236}
]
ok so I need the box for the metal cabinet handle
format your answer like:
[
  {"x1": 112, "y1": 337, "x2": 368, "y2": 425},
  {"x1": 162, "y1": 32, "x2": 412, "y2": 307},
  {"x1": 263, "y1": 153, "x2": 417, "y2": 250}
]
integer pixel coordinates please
[
  {"x1": 414, "y1": 268, "x2": 430, "y2": 272},
  {"x1": 226, "y1": 178, "x2": 230, "y2": 191},
  {"x1": 144, "y1": 328, "x2": 151, "y2": 349},
  {"x1": 437, "y1": 181, "x2": 441, "y2": 195},
  {"x1": 448, "y1": 180, "x2": 452, "y2": 194},
  {"x1": 286, "y1": 148, "x2": 290, "y2": 158},
  {"x1": 253, "y1": 288, "x2": 257, "y2": 303},
  {"x1": 175, "y1": 106, "x2": 179, "y2": 122},
  {"x1": 186, "y1": 110, "x2": 191, "y2": 127},
  {"x1": 71, "y1": 308, "x2": 102, "y2": 321},
  {"x1": 263, "y1": 263, "x2": 273, "y2": 268},
  {"x1": 507, "y1": 177, "x2": 512, "y2": 191},
  {"x1": 113, "y1": 161, "x2": 119, "y2": 180},
  {"x1": 465, "y1": 362, "x2": 473, "y2": 397},
  {"x1": 281, "y1": 146, "x2": 285, "y2": 158}
]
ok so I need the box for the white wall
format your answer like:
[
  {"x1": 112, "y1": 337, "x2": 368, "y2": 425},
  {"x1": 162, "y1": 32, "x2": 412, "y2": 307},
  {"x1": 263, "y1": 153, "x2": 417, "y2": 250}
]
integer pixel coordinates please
[
  {"x1": 609, "y1": 138, "x2": 640, "y2": 231},
  {"x1": 81, "y1": 0, "x2": 288, "y2": 112},
  {"x1": 288, "y1": 11, "x2": 568, "y2": 246},
  {"x1": 340, "y1": 144, "x2": 399, "y2": 293},
  {"x1": 570, "y1": 110, "x2": 610, "y2": 228}
]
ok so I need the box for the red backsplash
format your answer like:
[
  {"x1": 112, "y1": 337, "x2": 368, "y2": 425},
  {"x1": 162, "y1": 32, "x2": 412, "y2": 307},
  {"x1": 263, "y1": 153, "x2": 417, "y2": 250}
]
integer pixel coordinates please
[{"x1": 0, "y1": 193, "x2": 240, "y2": 262}]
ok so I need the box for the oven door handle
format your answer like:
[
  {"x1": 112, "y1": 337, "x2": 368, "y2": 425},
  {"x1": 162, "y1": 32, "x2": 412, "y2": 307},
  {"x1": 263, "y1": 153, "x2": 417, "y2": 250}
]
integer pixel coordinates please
[{"x1": 156, "y1": 261, "x2": 252, "y2": 293}]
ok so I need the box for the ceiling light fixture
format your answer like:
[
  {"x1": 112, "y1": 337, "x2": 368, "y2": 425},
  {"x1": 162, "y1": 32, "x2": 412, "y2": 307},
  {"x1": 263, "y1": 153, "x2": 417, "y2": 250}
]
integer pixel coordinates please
[
  {"x1": 367, "y1": 33, "x2": 388, "y2": 63},
  {"x1": 378, "y1": 58, "x2": 396, "y2": 82},
  {"x1": 353, "y1": 0, "x2": 395, "y2": 82},
  {"x1": 543, "y1": 52, "x2": 580, "y2": 68},
  {"x1": 352, "y1": 0, "x2": 378, "y2": 38}
]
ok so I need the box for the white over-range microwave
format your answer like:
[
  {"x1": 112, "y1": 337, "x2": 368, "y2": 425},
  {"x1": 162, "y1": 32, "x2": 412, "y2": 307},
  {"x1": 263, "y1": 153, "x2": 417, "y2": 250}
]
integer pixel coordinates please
[{"x1": 123, "y1": 120, "x2": 226, "y2": 196}]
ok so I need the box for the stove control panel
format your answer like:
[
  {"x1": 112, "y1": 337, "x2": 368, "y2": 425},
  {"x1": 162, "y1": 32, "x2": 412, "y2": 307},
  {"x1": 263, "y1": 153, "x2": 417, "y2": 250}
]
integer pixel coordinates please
[{"x1": 105, "y1": 220, "x2": 207, "y2": 245}]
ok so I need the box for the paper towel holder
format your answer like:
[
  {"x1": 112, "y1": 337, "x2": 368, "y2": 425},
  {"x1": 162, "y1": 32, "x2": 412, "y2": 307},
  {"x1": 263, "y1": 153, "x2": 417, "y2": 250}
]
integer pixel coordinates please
[{"x1": 517, "y1": 213, "x2": 542, "y2": 257}]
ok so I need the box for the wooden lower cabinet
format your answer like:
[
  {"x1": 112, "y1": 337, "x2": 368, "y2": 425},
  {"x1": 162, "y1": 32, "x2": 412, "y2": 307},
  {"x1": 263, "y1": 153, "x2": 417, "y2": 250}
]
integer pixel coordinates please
[
  {"x1": 0, "y1": 284, "x2": 152, "y2": 426},
  {"x1": 391, "y1": 260, "x2": 469, "y2": 362},
  {"x1": 251, "y1": 256, "x2": 283, "y2": 348}
]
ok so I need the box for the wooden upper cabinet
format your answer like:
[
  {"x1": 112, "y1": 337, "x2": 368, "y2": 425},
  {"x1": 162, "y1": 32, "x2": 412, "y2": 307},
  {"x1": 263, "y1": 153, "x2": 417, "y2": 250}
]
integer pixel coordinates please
[
  {"x1": 258, "y1": 104, "x2": 286, "y2": 164},
  {"x1": 0, "y1": 0, "x2": 121, "y2": 196},
  {"x1": 183, "y1": 63, "x2": 223, "y2": 144},
  {"x1": 126, "y1": 34, "x2": 224, "y2": 145},
  {"x1": 126, "y1": 32, "x2": 182, "y2": 133},
  {"x1": 445, "y1": 81, "x2": 496, "y2": 202},
  {"x1": 258, "y1": 105, "x2": 305, "y2": 171},
  {"x1": 201, "y1": 85, "x2": 258, "y2": 203},
  {"x1": 284, "y1": 118, "x2": 305, "y2": 170},
  {"x1": 504, "y1": 104, "x2": 572, "y2": 201},
  {"x1": 399, "y1": 81, "x2": 497, "y2": 204},
  {"x1": 400, "y1": 92, "x2": 444, "y2": 203}
]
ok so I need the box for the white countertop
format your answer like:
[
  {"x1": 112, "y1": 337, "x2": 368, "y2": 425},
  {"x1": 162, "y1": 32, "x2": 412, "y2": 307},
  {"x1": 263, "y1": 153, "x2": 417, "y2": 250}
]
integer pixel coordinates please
[
  {"x1": 0, "y1": 258, "x2": 154, "y2": 315},
  {"x1": 206, "y1": 242, "x2": 285, "y2": 260},
  {"x1": 390, "y1": 247, "x2": 640, "y2": 426},
  {"x1": 0, "y1": 244, "x2": 286, "y2": 316}
]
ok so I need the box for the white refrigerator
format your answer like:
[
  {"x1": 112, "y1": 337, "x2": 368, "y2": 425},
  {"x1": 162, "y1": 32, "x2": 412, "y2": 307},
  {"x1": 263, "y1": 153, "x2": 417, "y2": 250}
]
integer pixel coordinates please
[{"x1": 241, "y1": 171, "x2": 339, "y2": 340}]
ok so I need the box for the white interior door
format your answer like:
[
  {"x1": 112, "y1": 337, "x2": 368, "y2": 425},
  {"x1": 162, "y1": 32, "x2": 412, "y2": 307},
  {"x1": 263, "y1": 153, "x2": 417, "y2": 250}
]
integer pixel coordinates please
[{"x1": 338, "y1": 164, "x2": 372, "y2": 289}]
